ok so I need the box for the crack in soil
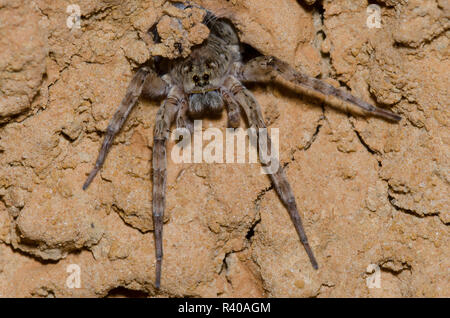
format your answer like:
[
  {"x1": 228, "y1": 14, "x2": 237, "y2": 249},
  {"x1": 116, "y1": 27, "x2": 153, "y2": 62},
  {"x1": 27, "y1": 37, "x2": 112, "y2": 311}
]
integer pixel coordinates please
[
  {"x1": 349, "y1": 119, "x2": 381, "y2": 156},
  {"x1": 387, "y1": 191, "x2": 440, "y2": 220},
  {"x1": 245, "y1": 218, "x2": 261, "y2": 241},
  {"x1": 304, "y1": 116, "x2": 324, "y2": 151}
]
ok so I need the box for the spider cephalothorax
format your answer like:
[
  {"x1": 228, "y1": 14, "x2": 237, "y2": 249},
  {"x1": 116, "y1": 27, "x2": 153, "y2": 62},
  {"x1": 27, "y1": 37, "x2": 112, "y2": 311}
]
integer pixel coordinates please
[
  {"x1": 82, "y1": 2, "x2": 401, "y2": 289},
  {"x1": 169, "y1": 24, "x2": 238, "y2": 118}
]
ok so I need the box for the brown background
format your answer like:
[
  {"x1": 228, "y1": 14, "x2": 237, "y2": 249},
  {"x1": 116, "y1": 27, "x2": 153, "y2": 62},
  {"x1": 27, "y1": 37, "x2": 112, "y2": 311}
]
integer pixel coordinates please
[{"x1": 0, "y1": 0, "x2": 448, "y2": 297}]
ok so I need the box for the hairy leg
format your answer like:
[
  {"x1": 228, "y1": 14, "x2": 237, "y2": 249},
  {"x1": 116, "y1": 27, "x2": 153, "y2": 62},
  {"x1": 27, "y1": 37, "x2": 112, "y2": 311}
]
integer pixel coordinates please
[
  {"x1": 153, "y1": 87, "x2": 184, "y2": 289},
  {"x1": 237, "y1": 56, "x2": 401, "y2": 122},
  {"x1": 176, "y1": 97, "x2": 194, "y2": 134},
  {"x1": 220, "y1": 87, "x2": 241, "y2": 128},
  {"x1": 83, "y1": 67, "x2": 168, "y2": 190},
  {"x1": 224, "y1": 76, "x2": 319, "y2": 269}
]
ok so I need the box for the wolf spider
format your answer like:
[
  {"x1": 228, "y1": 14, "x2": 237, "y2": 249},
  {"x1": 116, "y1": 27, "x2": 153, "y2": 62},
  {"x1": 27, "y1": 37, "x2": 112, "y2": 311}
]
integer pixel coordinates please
[{"x1": 82, "y1": 3, "x2": 401, "y2": 289}]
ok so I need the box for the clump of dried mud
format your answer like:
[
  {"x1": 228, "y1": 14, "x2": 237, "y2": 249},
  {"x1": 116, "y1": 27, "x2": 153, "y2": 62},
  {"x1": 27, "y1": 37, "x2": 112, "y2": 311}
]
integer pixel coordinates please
[{"x1": 0, "y1": 0, "x2": 448, "y2": 297}]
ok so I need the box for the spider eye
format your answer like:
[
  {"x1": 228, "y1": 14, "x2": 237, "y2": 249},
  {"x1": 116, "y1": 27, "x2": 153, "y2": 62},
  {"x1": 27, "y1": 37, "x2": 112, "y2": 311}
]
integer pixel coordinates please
[
  {"x1": 193, "y1": 75, "x2": 200, "y2": 83},
  {"x1": 203, "y1": 74, "x2": 209, "y2": 81}
]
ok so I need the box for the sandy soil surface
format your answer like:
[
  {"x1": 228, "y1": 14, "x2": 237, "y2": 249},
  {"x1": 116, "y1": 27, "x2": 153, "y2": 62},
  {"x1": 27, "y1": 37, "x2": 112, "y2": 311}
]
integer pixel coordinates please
[{"x1": 0, "y1": 0, "x2": 448, "y2": 297}]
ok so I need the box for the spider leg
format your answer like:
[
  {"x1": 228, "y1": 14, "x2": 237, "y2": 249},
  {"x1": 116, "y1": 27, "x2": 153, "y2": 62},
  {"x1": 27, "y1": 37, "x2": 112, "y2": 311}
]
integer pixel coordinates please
[
  {"x1": 220, "y1": 87, "x2": 241, "y2": 128},
  {"x1": 83, "y1": 67, "x2": 169, "y2": 190},
  {"x1": 237, "y1": 56, "x2": 401, "y2": 122},
  {"x1": 175, "y1": 97, "x2": 194, "y2": 134},
  {"x1": 223, "y1": 76, "x2": 319, "y2": 270},
  {"x1": 153, "y1": 87, "x2": 183, "y2": 289}
]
